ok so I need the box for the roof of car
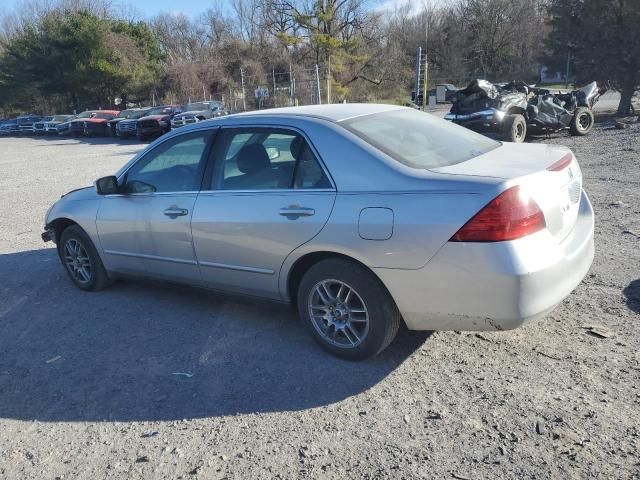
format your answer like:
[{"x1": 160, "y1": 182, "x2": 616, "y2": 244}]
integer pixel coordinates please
[{"x1": 233, "y1": 103, "x2": 406, "y2": 122}]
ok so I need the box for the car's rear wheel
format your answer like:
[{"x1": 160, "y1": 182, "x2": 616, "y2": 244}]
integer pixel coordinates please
[
  {"x1": 297, "y1": 258, "x2": 401, "y2": 360},
  {"x1": 570, "y1": 107, "x2": 594, "y2": 136},
  {"x1": 502, "y1": 113, "x2": 527, "y2": 143},
  {"x1": 59, "y1": 225, "x2": 112, "y2": 291}
]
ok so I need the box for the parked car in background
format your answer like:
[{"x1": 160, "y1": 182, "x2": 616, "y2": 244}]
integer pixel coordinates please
[
  {"x1": 42, "y1": 104, "x2": 594, "y2": 360},
  {"x1": 136, "y1": 105, "x2": 182, "y2": 140},
  {"x1": 17, "y1": 115, "x2": 42, "y2": 135},
  {"x1": 107, "y1": 108, "x2": 152, "y2": 137},
  {"x1": 170, "y1": 101, "x2": 226, "y2": 128},
  {"x1": 33, "y1": 116, "x2": 54, "y2": 135},
  {"x1": 68, "y1": 110, "x2": 119, "y2": 137},
  {"x1": 56, "y1": 116, "x2": 79, "y2": 136},
  {"x1": 0, "y1": 119, "x2": 19, "y2": 136},
  {"x1": 39, "y1": 115, "x2": 74, "y2": 134}
]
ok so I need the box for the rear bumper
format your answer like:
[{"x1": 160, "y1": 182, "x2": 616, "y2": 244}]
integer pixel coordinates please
[{"x1": 375, "y1": 190, "x2": 595, "y2": 331}]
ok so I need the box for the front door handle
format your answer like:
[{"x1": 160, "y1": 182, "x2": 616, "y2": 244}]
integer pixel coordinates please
[
  {"x1": 163, "y1": 207, "x2": 189, "y2": 219},
  {"x1": 279, "y1": 206, "x2": 316, "y2": 218}
]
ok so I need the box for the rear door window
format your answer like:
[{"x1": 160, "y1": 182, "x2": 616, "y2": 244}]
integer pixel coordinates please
[{"x1": 209, "y1": 128, "x2": 331, "y2": 191}]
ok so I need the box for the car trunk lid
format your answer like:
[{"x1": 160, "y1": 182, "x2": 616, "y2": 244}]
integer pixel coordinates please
[{"x1": 433, "y1": 142, "x2": 583, "y2": 243}]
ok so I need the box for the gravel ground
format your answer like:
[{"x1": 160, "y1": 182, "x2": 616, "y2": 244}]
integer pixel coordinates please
[{"x1": 0, "y1": 122, "x2": 638, "y2": 479}]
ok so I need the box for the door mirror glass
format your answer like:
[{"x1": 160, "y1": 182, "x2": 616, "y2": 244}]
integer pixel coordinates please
[
  {"x1": 266, "y1": 146, "x2": 280, "y2": 160},
  {"x1": 95, "y1": 175, "x2": 119, "y2": 195}
]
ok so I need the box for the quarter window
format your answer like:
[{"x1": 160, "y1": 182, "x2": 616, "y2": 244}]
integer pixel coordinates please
[
  {"x1": 211, "y1": 128, "x2": 331, "y2": 190},
  {"x1": 124, "y1": 131, "x2": 211, "y2": 193}
]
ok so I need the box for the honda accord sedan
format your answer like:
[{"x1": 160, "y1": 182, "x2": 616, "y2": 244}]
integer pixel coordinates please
[{"x1": 42, "y1": 104, "x2": 594, "y2": 359}]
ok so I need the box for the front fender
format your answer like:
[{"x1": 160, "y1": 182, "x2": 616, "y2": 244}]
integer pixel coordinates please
[{"x1": 45, "y1": 188, "x2": 102, "y2": 248}]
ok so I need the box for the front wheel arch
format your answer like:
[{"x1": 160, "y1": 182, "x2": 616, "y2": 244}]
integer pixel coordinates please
[{"x1": 49, "y1": 217, "x2": 79, "y2": 245}]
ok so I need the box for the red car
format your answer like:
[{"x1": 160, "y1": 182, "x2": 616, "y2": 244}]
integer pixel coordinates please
[
  {"x1": 136, "y1": 105, "x2": 183, "y2": 141},
  {"x1": 67, "y1": 110, "x2": 120, "y2": 137}
]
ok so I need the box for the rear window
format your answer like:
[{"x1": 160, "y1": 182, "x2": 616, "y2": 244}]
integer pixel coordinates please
[{"x1": 341, "y1": 109, "x2": 499, "y2": 169}]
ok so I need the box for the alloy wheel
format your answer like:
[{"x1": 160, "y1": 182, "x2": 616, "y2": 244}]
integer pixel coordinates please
[
  {"x1": 63, "y1": 238, "x2": 92, "y2": 284},
  {"x1": 308, "y1": 279, "x2": 370, "y2": 348}
]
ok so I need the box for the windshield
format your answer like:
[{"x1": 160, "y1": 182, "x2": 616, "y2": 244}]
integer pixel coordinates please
[
  {"x1": 76, "y1": 111, "x2": 96, "y2": 119},
  {"x1": 118, "y1": 109, "x2": 148, "y2": 119},
  {"x1": 341, "y1": 109, "x2": 500, "y2": 169},
  {"x1": 147, "y1": 107, "x2": 174, "y2": 116},
  {"x1": 185, "y1": 102, "x2": 208, "y2": 112},
  {"x1": 52, "y1": 115, "x2": 71, "y2": 122},
  {"x1": 95, "y1": 112, "x2": 115, "y2": 119}
]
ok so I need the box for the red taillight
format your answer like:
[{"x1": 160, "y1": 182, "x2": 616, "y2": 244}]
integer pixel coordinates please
[
  {"x1": 450, "y1": 186, "x2": 546, "y2": 242},
  {"x1": 547, "y1": 153, "x2": 573, "y2": 171}
]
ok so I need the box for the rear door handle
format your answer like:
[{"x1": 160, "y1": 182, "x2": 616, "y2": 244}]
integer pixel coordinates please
[
  {"x1": 279, "y1": 207, "x2": 316, "y2": 218},
  {"x1": 163, "y1": 207, "x2": 189, "y2": 219}
]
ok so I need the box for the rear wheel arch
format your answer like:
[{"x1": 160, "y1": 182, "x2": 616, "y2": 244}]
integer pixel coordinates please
[{"x1": 287, "y1": 251, "x2": 400, "y2": 311}]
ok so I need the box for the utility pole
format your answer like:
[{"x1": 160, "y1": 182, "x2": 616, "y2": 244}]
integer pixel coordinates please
[
  {"x1": 315, "y1": 64, "x2": 322, "y2": 104},
  {"x1": 565, "y1": 50, "x2": 571, "y2": 89},
  {"x1": 289, "y1": 63, "x2": 294, "y2": 106},
  {"x1": 272, "y1": 66, "x2": 277, "y2": 107},
  {"x1": 415, "y1": 47, "x2": 422, "y2": 107},
  {"x1": 327, "y1": 56, "x2": 331, "y2": 104},
  {"x1": 202, "y1": 85, "x2": 207, "y2": 101},
  {"x1": 422, "y1": 15, "x2": 429, "y2": 111},
  {"x1": 240, "y1": 68, "x2": 247, "y2": 111}
]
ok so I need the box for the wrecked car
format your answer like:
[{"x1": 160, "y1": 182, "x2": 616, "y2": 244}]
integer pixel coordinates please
[
  {"x1": 445, "y1": 80, "x2": 605, "y2": 142},
  {"x1": 526, "y1": 82, "x2": 605, "y2": 137}
]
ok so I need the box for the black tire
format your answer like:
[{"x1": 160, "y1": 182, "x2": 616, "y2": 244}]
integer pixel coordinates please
[
  {"x1": 570, "y1": 107, "x2": 594, "y2": 136},
  {"x1": 502, "y1": 113, "x2": 527, "y2": 143},
  {"x1": 297, "y1": 258, "x2": 401, "y2": 360},
  {"x1": 58, "y1": 225, "x2": 112, "y2": 291}
]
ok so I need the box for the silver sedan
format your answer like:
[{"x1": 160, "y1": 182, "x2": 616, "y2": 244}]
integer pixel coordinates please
[{"x1": 43, "y1": 104, "x2": 594, "y2": 360}]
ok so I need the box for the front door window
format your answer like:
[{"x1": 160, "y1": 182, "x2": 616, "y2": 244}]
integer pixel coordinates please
[{"x1": 124, "y1": 131, "x2": 212, "y2": 193}]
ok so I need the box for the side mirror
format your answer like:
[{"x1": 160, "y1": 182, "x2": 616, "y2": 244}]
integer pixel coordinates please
[
  {"x1": 266, "y1": 147, "x2": 280, "y2": 160},
  {"x1": 95, "y1": 175, "x2": 119, "y2": 195}
]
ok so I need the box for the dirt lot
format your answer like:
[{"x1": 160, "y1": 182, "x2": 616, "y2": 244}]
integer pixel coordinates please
[{"x1": 0, "y1": 121, "x2": 638, "y2": 480}]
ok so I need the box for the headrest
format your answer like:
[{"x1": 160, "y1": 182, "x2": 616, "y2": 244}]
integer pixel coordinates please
[
  {"x1": 289, "y1": 135, "x2": 304, "y2": 158},
  {"x1": 236, "y1": 143, "x2": 270, "y2": 174}
]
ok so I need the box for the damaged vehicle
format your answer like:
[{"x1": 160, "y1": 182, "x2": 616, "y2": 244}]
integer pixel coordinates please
[
  {"x1": 445, "y1": 80, "x2": 605, "y2": 142},
  {"x1": 526, "y1": 82, "x2": 605, "y2": 137}
]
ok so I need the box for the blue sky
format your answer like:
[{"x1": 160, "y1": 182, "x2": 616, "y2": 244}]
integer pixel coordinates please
[
  {"x1": 115, "y1": 0, "x2": 221, "y2": 17},
  {"x1": 0, "y1": 0, "x2": 411, "y2": 19},
  {"x1": 1, "y1": 0, "x2": 226, "y2": 19}
]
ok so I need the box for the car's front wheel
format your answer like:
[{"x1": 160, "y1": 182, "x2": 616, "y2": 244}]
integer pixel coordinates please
[
  {"x1": 59, "y1": 225, "x2": 112, "y2": 291},
  {"x1": 297, "y1": 258, "x2": 401, "y2": 360}
]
